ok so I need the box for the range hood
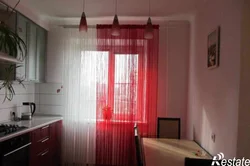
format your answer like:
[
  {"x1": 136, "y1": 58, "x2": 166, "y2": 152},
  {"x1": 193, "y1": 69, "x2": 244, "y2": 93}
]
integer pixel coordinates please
[{"x1": 0, "y1": 52, "x2": 22, "y2": 64}]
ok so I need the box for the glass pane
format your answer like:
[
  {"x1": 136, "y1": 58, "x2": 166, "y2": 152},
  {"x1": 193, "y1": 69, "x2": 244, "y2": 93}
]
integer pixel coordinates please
[
  {"x1": 80, "y1": 51, "x2": 109, "y2": 120},
  {"x1": 16, "y1": 14, "x2": 28, "y2": 80},
  {"x1": 27, "y1": 23, "x2": 37, "y2": 81},
  {"x1": 114, "y1": 54, "x2": 138, "y2": 115},
  {"x1": 0, "y1": 3, "x2": 17, "y2": 80},
  {"x1": 36, "y1": 27, "x2": 46, "y2": 82}
]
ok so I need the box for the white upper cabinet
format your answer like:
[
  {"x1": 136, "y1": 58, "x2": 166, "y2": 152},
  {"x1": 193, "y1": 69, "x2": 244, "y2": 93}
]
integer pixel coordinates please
[
  {"x1": 27, "y1": 21, "x2": 37, "y2": 81},
  {"x1": 17, "y1": 13, "x2": 47, "y2": 83},
  {"x1": 16, "y1": 13, "x2": 28, "y2": 80},
  {"x1": 0, "y1": 2, "x2": 47, "y2": 82},
  {"x1": 36, "y1": 26, "x2": 46, "y2": 82},
  {"x1": 0, "y1": 3, "x2": 17, "y2": 80}
]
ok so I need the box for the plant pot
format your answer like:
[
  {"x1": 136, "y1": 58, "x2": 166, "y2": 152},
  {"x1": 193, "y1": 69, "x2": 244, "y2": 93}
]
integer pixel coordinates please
[{"x1": 102, "y1": 107, "x2": 113, "y2": 120}]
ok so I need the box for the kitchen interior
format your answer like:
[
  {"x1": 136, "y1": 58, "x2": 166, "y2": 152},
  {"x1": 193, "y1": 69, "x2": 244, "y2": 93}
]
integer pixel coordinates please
[
  {"x1": 0, "y1": 0, "x2": 62, "y2": 165},
  {"x1": 0, "y1": 0, "x2": 250, "y2": 166}
]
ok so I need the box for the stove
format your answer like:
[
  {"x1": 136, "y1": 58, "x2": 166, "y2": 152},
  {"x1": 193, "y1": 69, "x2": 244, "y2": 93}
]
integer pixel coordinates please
[{"x1": 0, "y1": 124, "x2": 27, "y2": 137}]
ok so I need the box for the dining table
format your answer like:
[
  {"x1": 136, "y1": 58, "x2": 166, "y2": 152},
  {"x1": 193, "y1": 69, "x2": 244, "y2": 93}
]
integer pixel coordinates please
[{"x1": 142, "y1": 138, "x2": 212, "y2": 166}]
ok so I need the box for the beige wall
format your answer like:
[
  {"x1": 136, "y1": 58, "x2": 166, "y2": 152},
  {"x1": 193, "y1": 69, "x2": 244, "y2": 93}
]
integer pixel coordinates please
[
  {"x1": 237, "y1": 0, "x2": 250, "y2": 158},
  {"x1": 187, "y1": 0, "x2": 243, "y2": 158},
  {"x1": 157, "y1": 21, "x2": 190, "y2": 138}
]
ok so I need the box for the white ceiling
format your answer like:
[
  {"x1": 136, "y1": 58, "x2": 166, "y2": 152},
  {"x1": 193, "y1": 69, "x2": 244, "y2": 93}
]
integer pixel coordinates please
[{"x1": 19, "y1": 0, "x2": 201, "y2": 18}]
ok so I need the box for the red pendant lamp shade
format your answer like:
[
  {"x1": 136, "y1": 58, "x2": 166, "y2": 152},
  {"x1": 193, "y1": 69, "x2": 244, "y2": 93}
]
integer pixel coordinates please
[
  {"x1": 144, "y1": 17, "x2": 153, "y2": 39},
  {"x1": 79, "y1": 12, "x2": 87, "y2": 32},
  {"x1": 144, "y1": 0, "x2": 153, "y2": 39},
  {"x1": 111, "y1": 14, "x2": 120, "y2": 36}
]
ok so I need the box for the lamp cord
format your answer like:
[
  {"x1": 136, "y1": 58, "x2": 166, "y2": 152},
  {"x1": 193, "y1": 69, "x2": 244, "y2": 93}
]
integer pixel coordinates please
[
  {"x1": 115, "y1": 0, "x2": 117, "y2": 15},
  {"x1": 83, "y1": 0, "x2": 85, "y2": 11},
  {"x1": 148, "y1": 0, "x2": 151, "y2": 17}
]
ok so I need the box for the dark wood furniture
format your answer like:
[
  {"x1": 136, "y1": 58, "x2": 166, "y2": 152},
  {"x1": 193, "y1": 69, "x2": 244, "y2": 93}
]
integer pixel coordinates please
[
  {"x1": 142, "y1": 138, "x2": 212, "y2": 166},
  {"x1": 184, "y1": 157, "x2": 214, "y2": 166},
  {"x1": 29, "y1": 120, "x2": 62, "y2": 166},
  {"x1": 157, "y1": 117, "x2": 181, "y2": 139},
  {"x1": 134, "y1": 126, "x2": 144, "y2": 166}
]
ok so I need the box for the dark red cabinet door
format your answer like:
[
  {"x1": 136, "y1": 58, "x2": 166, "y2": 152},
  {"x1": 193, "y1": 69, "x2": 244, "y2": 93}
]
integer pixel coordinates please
[{"x1": 29, "y1": 120, "x2": 62, "y2": 166}]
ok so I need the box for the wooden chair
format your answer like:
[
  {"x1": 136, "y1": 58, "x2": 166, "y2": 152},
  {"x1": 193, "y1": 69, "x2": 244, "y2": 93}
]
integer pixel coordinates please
[
  {"x1": 157, "y1": 117, "x2": 181, "y2": 139},
  {"x1": 184, "y1": 157, "x2": 214, "y2": 166},
  {"x1": 134, "y1": 125, "x2": 144, "y2": 166}
]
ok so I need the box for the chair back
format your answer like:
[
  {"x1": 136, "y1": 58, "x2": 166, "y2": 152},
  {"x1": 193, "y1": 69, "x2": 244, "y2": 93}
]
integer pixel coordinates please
[
  {"x1": 134, "y1": 125, "x2": 144, "y2": 166},
  {"x1": 157, "y1": 117, "x2": 181, "y2": 139}
]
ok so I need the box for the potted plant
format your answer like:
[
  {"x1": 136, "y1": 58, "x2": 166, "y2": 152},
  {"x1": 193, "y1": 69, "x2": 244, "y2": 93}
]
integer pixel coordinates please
[
  {"x1": 0, "y1": 22, "x2": 26, "y2": 61},
  {"x1": 102, "y1": 105, "x2": 113, "y2": 120},
  {"x1": 0, "y1": 65, "x2": 25, "y2": 102},
  {"x1": 0, "y1": 1, "x2": 27, "y2": 102}
]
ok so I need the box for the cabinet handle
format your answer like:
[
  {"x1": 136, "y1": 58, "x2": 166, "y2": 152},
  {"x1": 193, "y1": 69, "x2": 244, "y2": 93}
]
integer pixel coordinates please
[
  {"x1": 41, "y1": 150, "x2": 49, "y2": 156},
  {"x1": 41, "y1": 125, "x2": 49, "y2": 130},
  {"x1": 4, "y1": 143, "x2": 31, "y2": 157},
  {"x1": 41, "y1": 138, "x2": 49, "y2": 143}
]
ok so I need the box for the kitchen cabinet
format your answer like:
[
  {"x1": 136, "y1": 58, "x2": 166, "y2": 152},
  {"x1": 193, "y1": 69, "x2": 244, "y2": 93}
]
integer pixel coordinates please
[
  {"x1": 27, "y1": 22, "x2": 37, "y2": 81},
  {"x1": 36, "y1": 26, "x2": 46, "y2": 82},
  {"x1": 16, "y1": 13, "x2": 47, "y2": 82},
  {"x1": 16, "y1": 13, "x2": 28, "y2": 79},
  {"x1": 29, "y1": 120, "x2": 62, "y2": 166},
  {"x1": 0, "y1": 2, "x2": 17, "y2": 80},
  {"x1": 0, "y1": 2, "x2": 47, "y2": 82}
]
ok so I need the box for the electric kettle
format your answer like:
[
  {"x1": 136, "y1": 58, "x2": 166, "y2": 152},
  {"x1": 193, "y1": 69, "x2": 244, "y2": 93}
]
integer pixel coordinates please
[{"x1": 22, "y1": 102, "x2": 36, "y2": 120}]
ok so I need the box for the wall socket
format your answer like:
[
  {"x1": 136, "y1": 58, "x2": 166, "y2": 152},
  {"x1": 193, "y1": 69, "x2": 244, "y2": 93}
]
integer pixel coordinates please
[
  {"x1": 211, "y1": 133, "x2": 216, "y2": 143},
  {"x1": 10, "y1": 111, "x2": 15, "y2": 121}
]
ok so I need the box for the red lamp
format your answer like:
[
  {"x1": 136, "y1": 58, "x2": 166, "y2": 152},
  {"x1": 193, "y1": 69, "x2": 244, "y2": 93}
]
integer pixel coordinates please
[
  {"x1": 144, "y1": 17, "x2": 153, "y2": 39},
  {"x1": 111, "y1": 14, "x2": 120, "y2": 36},
  {"x1": 79, "y1": 0, "x2": 87, "y2": 32},
  {"x1": 144, "y1": 0, "x2": 154, "y2": 39},
  {"x1": 79, "y1": 12, "x2": 87, "y2": 32},
  {"x1": 111, "y1": 0, "x2": 120, "y2": 36}
]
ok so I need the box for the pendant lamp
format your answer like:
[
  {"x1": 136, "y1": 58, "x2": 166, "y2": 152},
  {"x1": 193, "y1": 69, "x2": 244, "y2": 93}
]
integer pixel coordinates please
[
  {"x1": 144, "y1": 0, "x2": 153, "y2": 39},
  {"x1": 79, "y1": 0, "x2": 87, "y2": 32},
  {"x1": 111, "y1": 0, "x2": 120, "y2": 36}
]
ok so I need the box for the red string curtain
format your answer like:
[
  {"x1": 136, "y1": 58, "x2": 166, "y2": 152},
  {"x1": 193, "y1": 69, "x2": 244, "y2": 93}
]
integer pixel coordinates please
[{"x1": 96, "y1": 25, "x2": 159, "y2": 166}]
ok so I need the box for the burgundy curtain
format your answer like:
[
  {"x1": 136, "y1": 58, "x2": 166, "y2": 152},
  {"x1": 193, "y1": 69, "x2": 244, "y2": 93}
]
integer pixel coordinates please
[{"x1": 96, "y1": 25, "x2": 159, "y2": 166}]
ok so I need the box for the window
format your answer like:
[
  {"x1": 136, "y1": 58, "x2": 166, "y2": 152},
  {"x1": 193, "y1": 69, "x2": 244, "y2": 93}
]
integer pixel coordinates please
[
  {"x1": 113, "y1": 54, "x2": 139, "y2": 116},
  {"x1": 83, "y1": 51, "x2": 142, "y2": 122}
]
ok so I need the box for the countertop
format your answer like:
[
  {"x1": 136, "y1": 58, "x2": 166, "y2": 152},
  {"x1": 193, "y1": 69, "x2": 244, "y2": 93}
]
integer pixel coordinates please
[{"x1": 0, "y1": 115, "x2": 63, "y2": 142}]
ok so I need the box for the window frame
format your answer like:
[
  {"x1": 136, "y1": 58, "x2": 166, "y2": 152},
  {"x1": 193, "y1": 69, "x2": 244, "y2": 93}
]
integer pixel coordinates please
[{"x1": 107, "y1": 50, "x2": 145, "y2": 122}]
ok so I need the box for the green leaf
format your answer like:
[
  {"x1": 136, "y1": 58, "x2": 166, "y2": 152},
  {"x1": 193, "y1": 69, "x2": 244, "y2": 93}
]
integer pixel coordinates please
[
  {"x1": 0, "y1": 24, "x2": 26, "y2": 59},
  {"x1": 0, "y1": 23, "x2": 27, "y2": 102},
  {"x1": 0, "y1": 65, "x2": 26, "y2": 102}
]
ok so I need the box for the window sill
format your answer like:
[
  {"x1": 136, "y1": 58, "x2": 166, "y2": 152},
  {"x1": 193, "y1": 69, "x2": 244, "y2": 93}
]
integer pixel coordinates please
[{"x1": 97, "y1": 119, "x2": 147, "y2": 124}]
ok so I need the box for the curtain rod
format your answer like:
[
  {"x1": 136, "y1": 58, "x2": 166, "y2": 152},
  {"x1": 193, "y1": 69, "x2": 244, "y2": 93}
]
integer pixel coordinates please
[
  {"x1": 60, "y1": 24, "x2": 168, "y2": 29},
  {"x1": 60, "y1": 25, "x2": 96, "y2": 29},
  {"x1": 61, "y1": 25, "x2": 160, "y2": 29}
]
